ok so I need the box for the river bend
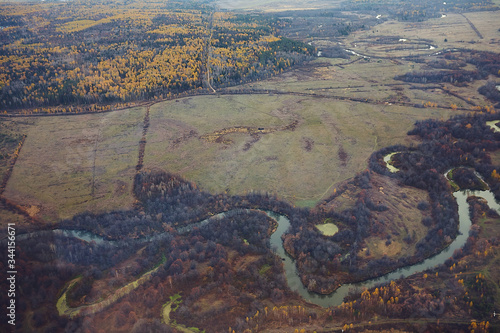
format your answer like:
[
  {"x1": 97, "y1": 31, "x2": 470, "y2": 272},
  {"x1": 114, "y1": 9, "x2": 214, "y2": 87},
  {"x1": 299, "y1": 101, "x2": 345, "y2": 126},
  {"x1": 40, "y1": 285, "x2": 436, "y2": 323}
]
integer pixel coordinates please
[{"x1": 14, "y1": 181, "x2": 499, "y2": 308}]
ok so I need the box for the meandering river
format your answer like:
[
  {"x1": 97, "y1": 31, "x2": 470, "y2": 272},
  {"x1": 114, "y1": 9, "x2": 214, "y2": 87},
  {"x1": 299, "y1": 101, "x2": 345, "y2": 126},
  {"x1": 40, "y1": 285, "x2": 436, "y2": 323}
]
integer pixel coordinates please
[
  {"x1": 270, "y1": 188, "x2": 499, "y2": 307},
  {"x1": 17, "y1": 174, "x2": 500, "y2": 309},
  {"x1": 268, "y1": 166, "x2": 499, "y2": 307}
]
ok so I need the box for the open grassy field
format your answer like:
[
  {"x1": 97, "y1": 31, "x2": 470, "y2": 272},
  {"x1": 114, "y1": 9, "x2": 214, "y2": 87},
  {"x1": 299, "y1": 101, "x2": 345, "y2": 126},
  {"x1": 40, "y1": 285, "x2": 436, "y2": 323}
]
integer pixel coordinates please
[
  {"x1": 144, "y1": 92, "x2": 464, "y2": 207},
  {"x1": 1, "y1": 58, "x2": 474, "y2": 220},
  {"x1": 237, "y1": 58, "x2": 420, "y2": 97},
  {"x1": 237, "y1": 55, "x2": 493, "y2": 111},
  {"x1": 1, "y1": 12, "x2": 493, "y2": 219},
  {"x1": 0, "y1": 119, "x2": 25, "y2": 183},
  {"x1": 3, "y1": 107, "x2": 144, "y2": 222},
  {"x1": 216, "y1": 0, "x2": 341, "y2": 11},
  {"x1": 340, "y1": 11, "x2": 500, "y2": 55},
  {"x1": 155, "y1": 36, "x2": 478, "y2": 208},
  {"x1": 361, "y1": 174, "x2": 431, "y2": 260},
  {"x1": 0, "y1": 119, "x2": 31, "y2": 227},
  {"x1": 320, "y1": 172, "x2": 431, "y2": 260}
]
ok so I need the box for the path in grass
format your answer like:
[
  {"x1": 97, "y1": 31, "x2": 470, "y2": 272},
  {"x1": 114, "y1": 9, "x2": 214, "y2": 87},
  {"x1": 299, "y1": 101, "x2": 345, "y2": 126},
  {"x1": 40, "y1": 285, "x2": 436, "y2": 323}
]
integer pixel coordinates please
[{"x1": 57, "y1": 264, "x2": 162, "y2": 318}]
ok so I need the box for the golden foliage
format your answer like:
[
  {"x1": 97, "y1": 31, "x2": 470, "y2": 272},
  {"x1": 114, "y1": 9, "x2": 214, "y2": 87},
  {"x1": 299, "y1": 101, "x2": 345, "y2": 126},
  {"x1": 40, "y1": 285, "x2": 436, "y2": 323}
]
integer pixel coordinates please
[{"x1": 0, "y1": 0, "x2": 312, "y2": 114}]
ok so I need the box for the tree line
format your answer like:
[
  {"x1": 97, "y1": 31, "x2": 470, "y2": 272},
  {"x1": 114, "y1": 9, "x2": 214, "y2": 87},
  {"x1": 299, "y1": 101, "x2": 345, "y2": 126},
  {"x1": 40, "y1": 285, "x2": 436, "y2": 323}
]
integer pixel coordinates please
[{"x1": 0, "y1": 0, "x2": 314, "y2": 114}]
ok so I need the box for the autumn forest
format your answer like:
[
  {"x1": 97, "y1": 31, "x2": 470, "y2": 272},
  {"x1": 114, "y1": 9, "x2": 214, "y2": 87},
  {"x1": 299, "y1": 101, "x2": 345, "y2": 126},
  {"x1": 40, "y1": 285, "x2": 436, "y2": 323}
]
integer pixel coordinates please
[
  {"x1": 0, "y1": 0, "x2": 314, "y2": 114},
  {"x1": 1, "y1": 0, "x2": 500, "y2": 332}
]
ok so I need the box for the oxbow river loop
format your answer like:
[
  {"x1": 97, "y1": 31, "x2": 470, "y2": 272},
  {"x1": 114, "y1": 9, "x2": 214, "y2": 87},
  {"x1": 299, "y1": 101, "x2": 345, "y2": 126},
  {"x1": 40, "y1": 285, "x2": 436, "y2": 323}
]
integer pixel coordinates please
[{"x1": 269, "y1": 188, "x2": 500, "y2": 307}]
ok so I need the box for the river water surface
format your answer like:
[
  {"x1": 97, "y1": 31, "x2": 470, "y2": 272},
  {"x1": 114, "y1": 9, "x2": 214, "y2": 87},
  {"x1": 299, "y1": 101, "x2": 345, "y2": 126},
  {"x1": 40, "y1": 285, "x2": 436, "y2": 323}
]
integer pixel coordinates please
[
  {"x1": 268, "y1": 189, "x2": 499, "y2": 307},
  {"x1": 16, "y1": 182, "x2": 500, "y2": 308}
]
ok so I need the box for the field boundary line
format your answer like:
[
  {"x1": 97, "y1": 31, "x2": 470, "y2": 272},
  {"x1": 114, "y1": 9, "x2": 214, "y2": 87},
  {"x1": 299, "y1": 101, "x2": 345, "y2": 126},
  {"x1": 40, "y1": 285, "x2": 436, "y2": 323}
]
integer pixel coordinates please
[
  {"x1": 0, "y1": 134, "x2": 26, "y2": 196},
  {"x1": 460, "y1": 13, "x2": 483, "y2": 39}
]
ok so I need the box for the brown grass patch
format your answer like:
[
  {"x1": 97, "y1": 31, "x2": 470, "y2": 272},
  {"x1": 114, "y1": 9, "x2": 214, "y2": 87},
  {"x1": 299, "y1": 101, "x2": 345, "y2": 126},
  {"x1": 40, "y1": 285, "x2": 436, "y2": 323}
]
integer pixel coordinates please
[
  {"x1": 3, "y1": 108, "x2": 144, "y2": 222},
  {"x1": 321, "y1": 172, "x2": 431, "y2": 260}
]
